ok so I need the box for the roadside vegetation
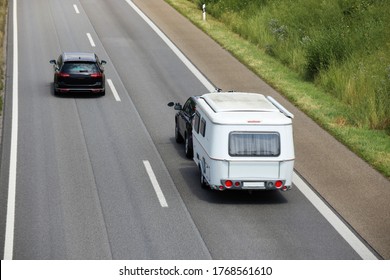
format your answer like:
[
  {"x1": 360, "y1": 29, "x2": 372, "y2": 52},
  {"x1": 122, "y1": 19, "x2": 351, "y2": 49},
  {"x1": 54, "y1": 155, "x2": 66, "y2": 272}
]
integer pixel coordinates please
[
  {"x1": 0, "y1": 0, "x2": 7, "y2": 113},
  {"x1": 165, "y1": 0, "x2": 390, "y2": 178}
]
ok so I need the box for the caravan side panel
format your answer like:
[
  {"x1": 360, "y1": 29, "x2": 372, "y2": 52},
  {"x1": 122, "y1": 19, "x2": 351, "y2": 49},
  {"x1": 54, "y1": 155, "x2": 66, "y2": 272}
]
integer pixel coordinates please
[{"x1": 279, "y1": 160, "x2": 294, "y2": 186}]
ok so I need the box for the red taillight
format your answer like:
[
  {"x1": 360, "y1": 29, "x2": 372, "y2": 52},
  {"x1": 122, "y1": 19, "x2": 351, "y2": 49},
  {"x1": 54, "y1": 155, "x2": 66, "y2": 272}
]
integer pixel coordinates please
[
  {"x1": 275, "y1": 180, "x2": 283, "y2": 189},
  {"x1": 90, "y1": 73, "x2": 102, "y2": 78},
  {"x1": 234, "y1": 181, "x2": 241, "y2": 187},
  {"x1": 224, "y1": 180, "x2": 233, "y2": 188},
  {"x1": 58, "y1": 72, "x2": 70, "y2": 78}
]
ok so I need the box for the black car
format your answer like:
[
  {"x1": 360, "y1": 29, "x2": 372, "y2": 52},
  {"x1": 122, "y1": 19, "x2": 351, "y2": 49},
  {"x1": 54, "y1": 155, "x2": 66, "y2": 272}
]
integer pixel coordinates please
[
  {"x1": 50, "y1": 52, "x2": 106, "y2": 96},
  {"x1": 168, "y1": 96, "x2": 198, "y2": 158}
]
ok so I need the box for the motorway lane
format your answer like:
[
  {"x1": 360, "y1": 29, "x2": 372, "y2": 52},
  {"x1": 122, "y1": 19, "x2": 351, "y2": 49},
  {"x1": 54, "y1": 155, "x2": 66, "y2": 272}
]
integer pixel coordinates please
[
  {"x1": 134, "y1": 0, "x2": 390, "y2": 259},
  {"x1": 1, "y1": 0, "x2": 211, "y2": 259},
  {"x1": 0, "y1": 0, "x2": 367, "y2": 259},
  {"x1": 82, "y1": 0, "x2": 362, "y2": 259}
]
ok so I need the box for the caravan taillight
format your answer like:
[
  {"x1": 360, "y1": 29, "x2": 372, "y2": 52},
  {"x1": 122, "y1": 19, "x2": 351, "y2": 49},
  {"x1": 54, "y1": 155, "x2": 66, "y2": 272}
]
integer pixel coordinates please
[
  {"x1": 275, "y1": 180, "x2": 283, "y2": 189},
  {"x1": 225, "y1": 180, "x2": 233, "y2": 188}
]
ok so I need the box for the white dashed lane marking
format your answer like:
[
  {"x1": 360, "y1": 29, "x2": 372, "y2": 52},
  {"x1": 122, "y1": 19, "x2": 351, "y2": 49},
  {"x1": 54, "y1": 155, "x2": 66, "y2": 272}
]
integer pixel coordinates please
[
  {"x1": 73, "y1": 4, "x2": 80, "y2": 14},
  {"x1": 86, "y1": 33, "x2": 95, "y2": 47}
]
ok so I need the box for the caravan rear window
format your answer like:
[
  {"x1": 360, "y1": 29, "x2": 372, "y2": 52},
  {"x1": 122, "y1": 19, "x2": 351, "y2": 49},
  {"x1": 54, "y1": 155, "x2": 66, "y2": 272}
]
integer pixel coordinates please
[{"x1": 229, "y1": 132, "x2": 280, "y2": 157}]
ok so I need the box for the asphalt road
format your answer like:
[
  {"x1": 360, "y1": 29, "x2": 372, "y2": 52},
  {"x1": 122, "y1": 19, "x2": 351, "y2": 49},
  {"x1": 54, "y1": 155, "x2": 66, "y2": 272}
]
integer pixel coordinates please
[{"x1": 0, "y1": 0, "x2": 382, "y2": 259}]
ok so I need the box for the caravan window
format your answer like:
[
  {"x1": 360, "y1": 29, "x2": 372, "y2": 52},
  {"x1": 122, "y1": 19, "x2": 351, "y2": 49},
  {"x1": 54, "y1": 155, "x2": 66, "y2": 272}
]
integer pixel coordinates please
[
  {"x1": 200, "y1": 118, "x2": 206, "y2": 137},
  {"x1": 229, "y1": 132, "x2": 280, "y2": 157},
  {"x1": 194, "y1": 112, "x2": 200, "y2": 133}
]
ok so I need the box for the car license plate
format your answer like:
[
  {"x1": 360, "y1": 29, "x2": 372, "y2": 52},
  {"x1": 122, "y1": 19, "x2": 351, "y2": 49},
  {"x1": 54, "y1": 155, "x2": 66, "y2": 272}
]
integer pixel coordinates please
[{"x1": 243, "y1": 182, "x2": 265, "y2": 189}]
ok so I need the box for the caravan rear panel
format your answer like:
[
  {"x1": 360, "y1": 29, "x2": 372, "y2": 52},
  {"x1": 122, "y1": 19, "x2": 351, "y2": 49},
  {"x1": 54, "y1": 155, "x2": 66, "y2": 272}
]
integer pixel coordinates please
[{"x1": 192, "y1": 92, "x2": 295, "y2": 192}]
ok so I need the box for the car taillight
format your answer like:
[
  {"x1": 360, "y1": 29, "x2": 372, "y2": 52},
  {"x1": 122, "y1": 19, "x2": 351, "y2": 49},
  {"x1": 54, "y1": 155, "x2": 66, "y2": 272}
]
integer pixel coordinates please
[
  {"x1": 90, "y1": 73, "x2": 102, "y2": 78},
  {"x1": 58, "y1": 72, "x2": 70, "y2": 78}
]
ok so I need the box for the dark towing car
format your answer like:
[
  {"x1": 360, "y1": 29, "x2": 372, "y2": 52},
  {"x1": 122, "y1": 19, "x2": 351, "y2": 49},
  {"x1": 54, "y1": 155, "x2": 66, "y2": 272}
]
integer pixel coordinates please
[
  {"x1": 50, "y1": 52, "x2": 107, "y2": 96},
  {"x1": 168, "y1": 96, "x2": 198, "y2": 159}
]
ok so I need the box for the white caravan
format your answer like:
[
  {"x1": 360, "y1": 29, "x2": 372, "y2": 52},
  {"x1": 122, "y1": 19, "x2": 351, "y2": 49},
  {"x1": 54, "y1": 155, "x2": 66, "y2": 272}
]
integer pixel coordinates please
[{"x1": 192, "y1": 92, "x2": 295, "y2": 191}]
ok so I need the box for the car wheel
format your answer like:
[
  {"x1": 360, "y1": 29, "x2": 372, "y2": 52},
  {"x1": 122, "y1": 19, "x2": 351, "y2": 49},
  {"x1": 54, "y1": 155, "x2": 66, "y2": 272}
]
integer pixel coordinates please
[
  {"x1": 175, "y1": 123, "x2": 184, "y2": 143},
  {"x1": 185, "y1": 134, "x2": 193, "y2": 159}
]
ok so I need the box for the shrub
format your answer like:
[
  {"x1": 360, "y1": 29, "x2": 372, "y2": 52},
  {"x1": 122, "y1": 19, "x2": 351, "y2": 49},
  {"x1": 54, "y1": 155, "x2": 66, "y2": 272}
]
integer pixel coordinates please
[
  {"x1": 305, "y1": 31, "x2": 351, "y2": 80},
  {"x1": 187, "y1": 0, "x2": 390, "y2": 129}
]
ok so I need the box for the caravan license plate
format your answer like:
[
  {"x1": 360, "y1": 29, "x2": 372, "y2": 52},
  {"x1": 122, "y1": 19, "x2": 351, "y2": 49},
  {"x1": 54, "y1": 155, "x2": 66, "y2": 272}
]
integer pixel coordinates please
[{"x1": 243, "y1": 182, "x2": 265, "y2": 189}]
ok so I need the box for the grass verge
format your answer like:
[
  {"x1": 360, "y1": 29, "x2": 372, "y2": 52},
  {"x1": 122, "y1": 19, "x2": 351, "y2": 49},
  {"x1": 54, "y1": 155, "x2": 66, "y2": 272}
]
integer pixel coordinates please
[{"x1": 165, "y1": 0, "x2": 390, "y2": 179}]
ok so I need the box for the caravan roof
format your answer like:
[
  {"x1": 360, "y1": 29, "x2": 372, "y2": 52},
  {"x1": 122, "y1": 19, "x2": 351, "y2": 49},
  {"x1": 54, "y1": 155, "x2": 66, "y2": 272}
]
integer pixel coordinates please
[
  {"x1": 202, "y1": 92, "x2": 277, "y2": 112},
  {"x1": 197, "y1": 92, "x2": 293, "y2": 125}
]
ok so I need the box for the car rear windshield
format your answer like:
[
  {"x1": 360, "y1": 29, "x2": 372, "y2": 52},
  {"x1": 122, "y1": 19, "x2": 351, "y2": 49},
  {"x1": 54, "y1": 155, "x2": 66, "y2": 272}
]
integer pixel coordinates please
[
  {"x1": 229, "y1": 132, "x2": 280, "y2": 157},
  {"x1": 61, "y1": 62, "x2": 99, "y2": 74}
]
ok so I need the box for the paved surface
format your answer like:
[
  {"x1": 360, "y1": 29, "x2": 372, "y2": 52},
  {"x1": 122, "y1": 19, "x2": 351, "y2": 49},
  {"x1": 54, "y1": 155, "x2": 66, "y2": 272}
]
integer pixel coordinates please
[
  {"x1": 133, "y1": 0, "x2": 390, "y2": 259},
  {"x1": 1, "y1": 0, "x2": 210, "y2": 259},
  {"x1": 0, "y1": 0, "x2": 387, "y2": 260}
]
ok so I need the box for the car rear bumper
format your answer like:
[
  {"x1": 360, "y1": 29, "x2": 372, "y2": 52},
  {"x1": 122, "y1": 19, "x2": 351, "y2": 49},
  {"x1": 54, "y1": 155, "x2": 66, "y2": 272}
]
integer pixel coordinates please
[{"x1": 55, "y1": 87, "x2": 105, "y2": 94}]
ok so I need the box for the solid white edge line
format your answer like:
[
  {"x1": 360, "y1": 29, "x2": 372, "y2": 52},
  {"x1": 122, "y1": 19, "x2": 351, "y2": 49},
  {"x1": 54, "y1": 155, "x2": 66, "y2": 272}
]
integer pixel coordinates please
[
  {"x1": 73, "y1": 4, "x2": 80, "y2": 14},
  {"x1": 107, "y1": 79, "x2": 121, "y2": 102},
  {"x1": 86, "y1": 32, "x2": 95, "y2": 47},
  {"x1": 143, "y1": 160, "x2": 168, "y2": 208},
  {"x1": 292, "y1": 173, "x2": 378, "y2": 260},
  {"x1": 124, "y1": 0, "x2": 215, "y2": 92},
  {"x1": 126, "y1": 0, "x2": 378, "y2": 260},
  {"x1": 4, "y1": 0, "x2": 18, "y2": 260}
]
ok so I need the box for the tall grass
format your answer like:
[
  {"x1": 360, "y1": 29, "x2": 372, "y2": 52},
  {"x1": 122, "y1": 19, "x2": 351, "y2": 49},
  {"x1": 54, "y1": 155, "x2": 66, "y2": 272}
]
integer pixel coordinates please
[{"x1": 192, "y1": 0, "x2": 390, "y2": 130}]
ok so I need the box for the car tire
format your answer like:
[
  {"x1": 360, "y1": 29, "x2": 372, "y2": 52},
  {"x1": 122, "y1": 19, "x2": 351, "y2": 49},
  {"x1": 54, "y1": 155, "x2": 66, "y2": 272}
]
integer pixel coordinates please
[
  {"x1": 185, "y1": 134, "x2": 193, "y2": 159},
  {"x1": 175, "y1": 123, "x2": 184, "y2": 143}
]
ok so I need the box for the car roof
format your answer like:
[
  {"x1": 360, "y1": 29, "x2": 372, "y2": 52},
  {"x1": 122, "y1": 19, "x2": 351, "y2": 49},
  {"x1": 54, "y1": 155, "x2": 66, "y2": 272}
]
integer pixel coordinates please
[{"x1": 62, "y1": 52, "x2": 97, "y2": 62}]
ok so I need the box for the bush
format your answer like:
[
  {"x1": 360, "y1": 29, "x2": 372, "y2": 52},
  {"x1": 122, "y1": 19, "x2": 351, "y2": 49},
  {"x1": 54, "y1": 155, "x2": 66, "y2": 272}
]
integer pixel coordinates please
[
  {"x1": 305, "y1": 32, "x2": 351, "y2": 80},
  {"x1": 188, "y1": 0, "x2": 390, "y2": 130}
]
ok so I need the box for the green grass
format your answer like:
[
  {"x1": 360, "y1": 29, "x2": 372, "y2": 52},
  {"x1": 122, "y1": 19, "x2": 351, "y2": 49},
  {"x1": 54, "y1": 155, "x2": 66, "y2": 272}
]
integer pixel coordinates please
[
  {"x1": 192, "y1": 0, "x2": 390, "y2": 130},
  {"x1": 165, "y1": 0, "x2": 390, "y2": 179}
]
